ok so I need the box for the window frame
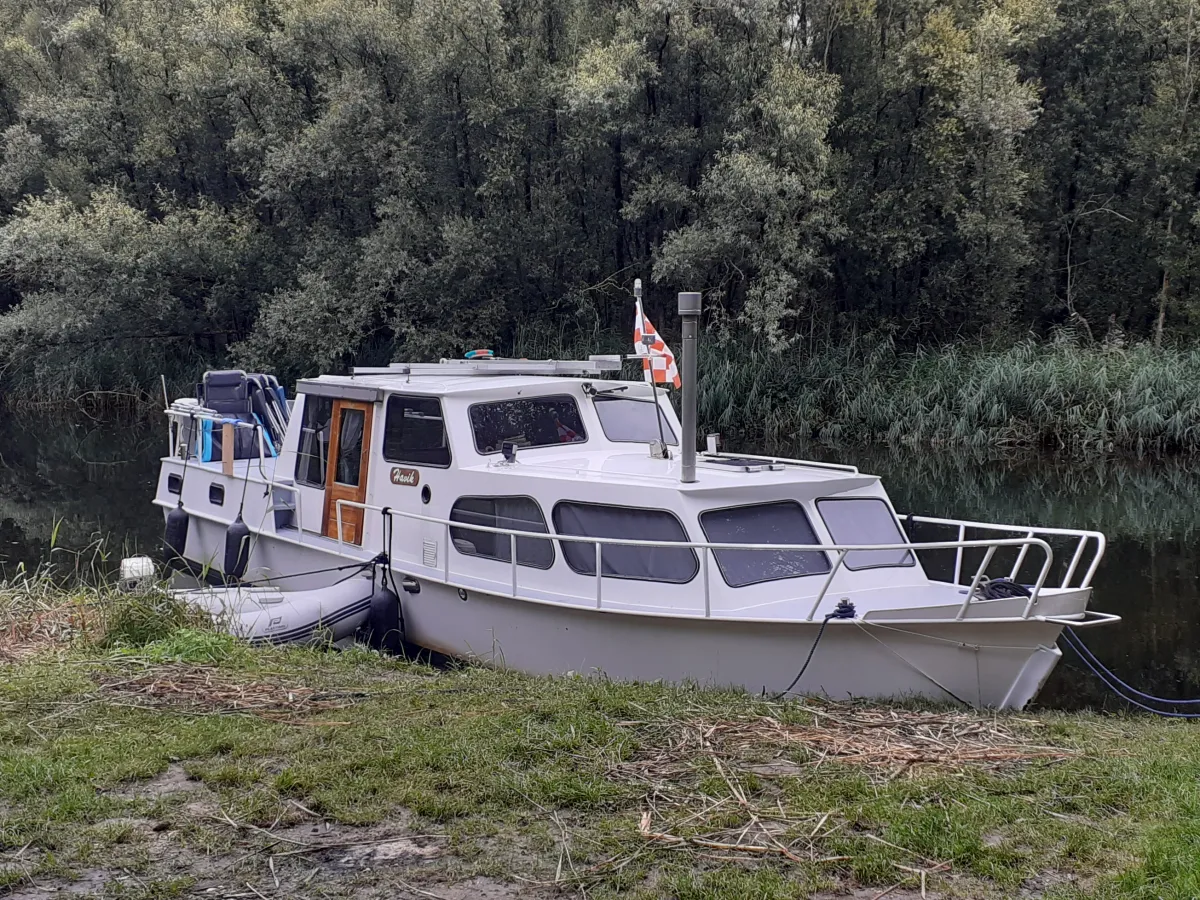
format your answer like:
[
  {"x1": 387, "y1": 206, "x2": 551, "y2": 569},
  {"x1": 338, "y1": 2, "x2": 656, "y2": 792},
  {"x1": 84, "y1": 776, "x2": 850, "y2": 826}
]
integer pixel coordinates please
[
  {"x1": 699, "y1": 500, "x2": 831, "y2": 588},
  {"x1": 551, "y1": 499, "x2": 699, "y2": 585},
  {"x1": 449, "y1": 495, "x2": 555, "y2": 570},
  {"x1": 294, "y1": 394, "x2": 334, "y2": 489},
  {"x1": 592, "y1": 394, "x2": 679, "y2": 445},
  {"x1": 467, "y1": 393, "x2": 589, "y2": 455},
  {"x1": 815, "y1": 497, "x2": 916, "y2": 572},
  {"x1": 382, "y1": 393, "x2": 453, "y2": 469}
]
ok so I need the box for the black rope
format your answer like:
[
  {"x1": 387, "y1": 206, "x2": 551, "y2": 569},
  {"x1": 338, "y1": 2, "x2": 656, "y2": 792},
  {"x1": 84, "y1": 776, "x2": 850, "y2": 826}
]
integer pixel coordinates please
[
  {"x1": 974, "y1": 577, "x2": 1032, "y2": 600},
  {"x1": 773, "y1": 599, "x2": 856, "y2": 699},
  {"x1": 380, "y1": 507, "x2": 407, "y2": 639},
  {"x1": 236, "y1": 424, "x2": 252, "y2": 517},
  {"x1": 1060, "y1": 627, "x2": 1200, "y2": 716},
  {"x1": 236, "y1": 555, "x2": 384, "y2": 587}
]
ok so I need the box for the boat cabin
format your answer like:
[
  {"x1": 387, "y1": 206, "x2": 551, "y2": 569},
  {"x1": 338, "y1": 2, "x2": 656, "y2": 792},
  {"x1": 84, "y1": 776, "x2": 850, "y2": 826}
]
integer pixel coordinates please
[{"x1": 161, "y1": 356, "x2": 955, "y2": 621}]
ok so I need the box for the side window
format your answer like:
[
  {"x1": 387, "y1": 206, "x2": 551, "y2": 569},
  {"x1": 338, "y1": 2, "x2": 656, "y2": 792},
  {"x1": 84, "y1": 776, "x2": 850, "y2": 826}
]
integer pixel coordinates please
[
  {"x1": 469, "y1": 395, "x2": 587, "y2": 454},
  {"x1": 593, "y1": 397, "x2": 678, "y2": 444},
  {"x1": 383, "y1": 395, "x2": 451, "y2": 467},
  {"x1": 295, "y1": 395, "x2": 333, "y2": 488},
  {"x1": 450, "y1": 497, "x2": 554, "y2": 569},
  {"x1": 817, "y1": 498, "x2": 914, "y2": 570},
  {"x1": 552, "y1": 502, "x2": 697, "y2": 584},
  {"x1": 700, "y1": 502, "x2": 830, "y2": 588}
]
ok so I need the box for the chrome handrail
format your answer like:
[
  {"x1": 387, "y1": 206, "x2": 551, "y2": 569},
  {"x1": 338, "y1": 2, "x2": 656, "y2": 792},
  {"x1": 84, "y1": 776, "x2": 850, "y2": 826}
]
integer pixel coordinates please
[
  {"x1": 902, "y1": 514, "x2": 1106, "y2": 590},
  {"x1": 333, "y1": 498, "x2": 1056, "y2": 621}
]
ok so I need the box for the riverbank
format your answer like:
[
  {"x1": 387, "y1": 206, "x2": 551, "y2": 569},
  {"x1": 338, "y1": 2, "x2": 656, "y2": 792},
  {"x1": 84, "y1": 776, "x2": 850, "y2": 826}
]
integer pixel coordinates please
[{"x1": 2, "y1": 584, "x2": 1199, "y2": 899}]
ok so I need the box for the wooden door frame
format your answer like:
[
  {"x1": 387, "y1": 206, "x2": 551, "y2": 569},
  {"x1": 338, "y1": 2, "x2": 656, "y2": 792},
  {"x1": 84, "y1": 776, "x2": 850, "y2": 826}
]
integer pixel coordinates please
[{"x1": 321, "y1": 399, "x2": 374, "y2": 544}]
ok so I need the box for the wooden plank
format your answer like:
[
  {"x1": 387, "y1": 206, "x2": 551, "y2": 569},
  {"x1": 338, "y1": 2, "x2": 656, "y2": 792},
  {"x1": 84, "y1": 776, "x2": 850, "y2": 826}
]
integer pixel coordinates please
[{"x1": 222, "y1": 423, "x2": 235, "y2": 476}]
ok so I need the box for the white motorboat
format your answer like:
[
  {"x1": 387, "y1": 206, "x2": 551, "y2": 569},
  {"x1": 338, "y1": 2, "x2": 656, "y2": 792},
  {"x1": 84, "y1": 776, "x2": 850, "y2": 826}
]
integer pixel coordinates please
[{"x1": 136, "y1": 290, "x2": 1117, "y2": 708}]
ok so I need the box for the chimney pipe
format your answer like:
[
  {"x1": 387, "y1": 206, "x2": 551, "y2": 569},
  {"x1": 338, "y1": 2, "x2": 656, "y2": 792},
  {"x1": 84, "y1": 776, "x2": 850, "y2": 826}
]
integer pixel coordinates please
[{"x1": 678, "y1": 291, "x2": 701, "y2": 484}]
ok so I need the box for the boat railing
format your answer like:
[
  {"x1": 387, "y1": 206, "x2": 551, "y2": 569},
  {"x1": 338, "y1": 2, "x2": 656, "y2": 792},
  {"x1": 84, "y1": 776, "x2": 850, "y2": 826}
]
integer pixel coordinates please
[
  {"x1": 901, "y1": 514, "x2": 1106, "y2": 597},
  {"x1": 699, "y1": 450, "x2": 860, "y2": 474},
  {"x1": 332, "y1": 499, "x2": 1062, "y2": 622}
]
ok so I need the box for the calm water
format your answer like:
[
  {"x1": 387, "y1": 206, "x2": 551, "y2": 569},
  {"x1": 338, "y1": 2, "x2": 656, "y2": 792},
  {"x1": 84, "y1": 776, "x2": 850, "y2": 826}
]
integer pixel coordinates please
[{"x1": 1, "y1": 412, "x2": 1196, "y2": 711}]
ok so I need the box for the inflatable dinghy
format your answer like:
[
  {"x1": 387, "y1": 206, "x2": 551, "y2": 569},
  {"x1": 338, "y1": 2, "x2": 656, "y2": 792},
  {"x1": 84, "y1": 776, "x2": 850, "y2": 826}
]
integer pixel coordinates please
[{"x1": 171, "y1": 576, "x2": 376, "y2": 644}]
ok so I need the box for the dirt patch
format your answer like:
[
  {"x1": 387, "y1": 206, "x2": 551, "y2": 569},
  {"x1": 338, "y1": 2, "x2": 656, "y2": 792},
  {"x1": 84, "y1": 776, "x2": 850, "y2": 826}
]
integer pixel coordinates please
[
  {"x1": 109, "y1": 762, "x2": 198, "y2": 800},
  {"x1": 1, "y1": 868, "x2": 110, "y2": 899},
  {"x1": 811, "y1": 891, "x2": 937, "y2": 900},
  {"x1": 417, "y1": 877, "x2": 539, "y2": 899}
]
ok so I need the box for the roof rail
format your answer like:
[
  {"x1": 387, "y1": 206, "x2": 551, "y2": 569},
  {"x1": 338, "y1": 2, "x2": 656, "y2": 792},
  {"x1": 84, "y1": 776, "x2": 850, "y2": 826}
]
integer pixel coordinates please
[{"x1": 350, "y1": 355, "x2": 623, "y2": 378}]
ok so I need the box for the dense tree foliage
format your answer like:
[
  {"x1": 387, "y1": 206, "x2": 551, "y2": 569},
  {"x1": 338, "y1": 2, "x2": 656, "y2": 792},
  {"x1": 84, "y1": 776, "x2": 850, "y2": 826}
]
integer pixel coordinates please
[{"x1": 0, "y1": 0, "x2": 1198, "y2": 397}]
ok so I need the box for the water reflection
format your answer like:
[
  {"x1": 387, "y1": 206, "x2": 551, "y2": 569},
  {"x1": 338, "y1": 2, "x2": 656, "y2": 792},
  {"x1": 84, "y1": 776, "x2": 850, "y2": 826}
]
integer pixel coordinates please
[
  {"x1": 0, "y1": 412, "x2": 163, "y2": 574},
  {"x1": 0, "y1": 412, "x2": 1195, "y2": 711}
]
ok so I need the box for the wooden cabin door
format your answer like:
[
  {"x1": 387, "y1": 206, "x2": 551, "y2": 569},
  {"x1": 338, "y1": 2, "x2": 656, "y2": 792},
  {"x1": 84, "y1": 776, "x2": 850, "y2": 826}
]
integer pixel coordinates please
[{"x1": 322, "y1": 400, "x2": 374, "y2": 545}]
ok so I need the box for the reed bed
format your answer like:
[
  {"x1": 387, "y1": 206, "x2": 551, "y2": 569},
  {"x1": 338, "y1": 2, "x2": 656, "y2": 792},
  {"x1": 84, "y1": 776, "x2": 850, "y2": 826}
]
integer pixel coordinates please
[{"x1": 699, "y1": 337, "x2": 1200, "y2": 455}]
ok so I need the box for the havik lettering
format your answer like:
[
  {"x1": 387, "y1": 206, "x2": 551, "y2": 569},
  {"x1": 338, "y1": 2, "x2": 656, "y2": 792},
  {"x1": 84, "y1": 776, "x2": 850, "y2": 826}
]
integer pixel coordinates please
[{"x1": 390, "y1": 467, "x2": 420, "y2": 487}]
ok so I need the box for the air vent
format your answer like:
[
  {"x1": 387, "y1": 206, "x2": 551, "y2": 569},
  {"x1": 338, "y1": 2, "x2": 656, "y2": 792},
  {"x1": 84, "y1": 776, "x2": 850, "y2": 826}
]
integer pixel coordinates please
[{"x1": 423, "y1": 540, "x2": 438, "y2": 568}]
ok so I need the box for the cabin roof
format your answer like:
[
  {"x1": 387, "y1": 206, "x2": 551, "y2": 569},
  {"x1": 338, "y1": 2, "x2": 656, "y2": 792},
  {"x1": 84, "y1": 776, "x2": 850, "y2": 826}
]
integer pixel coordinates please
[
  {"x1": 297, "y1": 372, "x2": 637, "y2": 399},
  {"x1": 460, "y1": 450, "x2": 878, "y2": 494}
]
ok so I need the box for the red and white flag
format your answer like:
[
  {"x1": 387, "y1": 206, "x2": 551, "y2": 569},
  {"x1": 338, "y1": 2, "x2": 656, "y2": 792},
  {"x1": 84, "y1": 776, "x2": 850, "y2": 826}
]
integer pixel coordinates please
[{"x1": 634, "y1": 299, "x2": 681, "y2": 389}]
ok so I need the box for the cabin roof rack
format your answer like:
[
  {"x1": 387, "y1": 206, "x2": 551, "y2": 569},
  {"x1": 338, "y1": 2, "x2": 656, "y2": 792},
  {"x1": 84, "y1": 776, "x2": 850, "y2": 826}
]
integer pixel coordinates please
[{"x1": 349, "y1": 355, "x2": 624, "y2": 378}]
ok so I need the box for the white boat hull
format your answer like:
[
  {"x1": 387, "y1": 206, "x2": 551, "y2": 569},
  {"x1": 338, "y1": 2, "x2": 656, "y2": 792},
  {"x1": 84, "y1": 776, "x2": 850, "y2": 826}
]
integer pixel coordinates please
[{"x1": 175, "y1": 514, "x2": 1072, "y2": 708}]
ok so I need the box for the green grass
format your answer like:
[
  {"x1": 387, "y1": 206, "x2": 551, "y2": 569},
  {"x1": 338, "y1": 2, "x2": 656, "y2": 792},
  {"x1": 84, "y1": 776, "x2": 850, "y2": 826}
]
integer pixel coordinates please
[{"x1": 3, "y1": 588, "x2": 1200, "y2": 898}]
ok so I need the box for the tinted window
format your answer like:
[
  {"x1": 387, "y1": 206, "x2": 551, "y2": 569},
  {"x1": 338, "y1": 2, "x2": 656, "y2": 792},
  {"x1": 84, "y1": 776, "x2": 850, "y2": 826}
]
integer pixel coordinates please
[
  {"x1": 334, "y1": 407, "x2": 365, "y2": 486},
  {"x1": 594, "y1": 396, "x2": 678, "y2": 444},
  {"x1": 700, "y1": 502, "x2": 830, "y2": 588},
  {"x1": 553, "y1": 502, "x2": 697, "y2": 583},
  {"x1": 383, "y1": 395, "x2": 451, "y2": 467},
  {"x1": 817, "y1": 498, "x2": 914, "y2": 570},
  {"x1": 450, "y1": 497, "x2": 554, "y2": 569},
  {"x1": 295, "y1": 395, "x2": 333, "y2": 488},
  {"x1": 470, "y1": 395, "x2": 586, "y2": 454}
]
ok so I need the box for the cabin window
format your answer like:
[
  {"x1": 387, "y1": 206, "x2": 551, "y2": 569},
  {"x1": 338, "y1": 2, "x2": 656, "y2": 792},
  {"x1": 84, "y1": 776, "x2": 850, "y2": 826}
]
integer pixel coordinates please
[
  {"x1": 699, "y1": 502, "x2": 830, "y2": 588},
  {"x1": 817, "y1": 498, "x2": 914, "y2": 570},
  {"x1": 450, "y1": 497, "x2": 554, "y2": 569},
  {"x1": 383, "y1": 395, "x2": 451, "y2": 467},
  {"x1": 334, "y1": 407, "x2": 365, "y2": 486},
  {"x1": 593, "y1": 396, "x2": 678, "y2": 444},
  {"x1": 469, "y1": 395, "x2": 587, "y2": 454},
  {"x1": 552, "y1": 502, "x2": 698, "y2": 583},
  {"x1": 295, "y1": 395, "x2": 333, "y2": 488}
]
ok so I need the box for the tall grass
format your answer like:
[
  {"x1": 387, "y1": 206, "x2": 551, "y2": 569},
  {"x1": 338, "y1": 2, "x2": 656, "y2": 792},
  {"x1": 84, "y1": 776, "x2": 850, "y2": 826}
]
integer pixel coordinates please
[
  {"x1": 697, "y1": 336, "x2": 1200, "y2": 455},
  {"x1": 511, "y1": 327, "x2": 1200, "y2": 455}
]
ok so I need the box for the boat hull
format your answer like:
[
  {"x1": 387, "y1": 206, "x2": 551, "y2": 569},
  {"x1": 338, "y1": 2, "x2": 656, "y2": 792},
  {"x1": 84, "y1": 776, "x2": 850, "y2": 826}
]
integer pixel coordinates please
[{"x1": 174, "y1": 513, "x2": 1070, "y2": 709}]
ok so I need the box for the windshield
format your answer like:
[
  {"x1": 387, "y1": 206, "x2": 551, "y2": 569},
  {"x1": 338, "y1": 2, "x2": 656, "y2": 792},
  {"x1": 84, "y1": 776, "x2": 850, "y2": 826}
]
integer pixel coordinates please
[{"x1": 593, "y1": 396, "x2": 678, "y2": 444}]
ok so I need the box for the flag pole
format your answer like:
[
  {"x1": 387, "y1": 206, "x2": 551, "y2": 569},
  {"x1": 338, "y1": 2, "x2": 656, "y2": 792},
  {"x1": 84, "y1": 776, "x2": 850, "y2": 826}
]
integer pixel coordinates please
[{"x1": 635, "y1": 278, "x2": 670, "y2": 454}]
